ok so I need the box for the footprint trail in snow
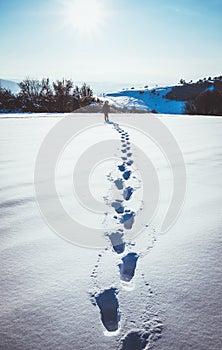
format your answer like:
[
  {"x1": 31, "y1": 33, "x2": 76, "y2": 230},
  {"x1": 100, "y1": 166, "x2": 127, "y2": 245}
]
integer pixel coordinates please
[{"x1": 90, "y1": 121, "x2": 163, "y2": 349}]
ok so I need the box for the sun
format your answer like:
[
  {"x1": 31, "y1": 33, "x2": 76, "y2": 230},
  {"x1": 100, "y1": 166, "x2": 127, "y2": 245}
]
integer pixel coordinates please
[{"x1": 59, "y1": 0, "x2": 107, "y2": 36}]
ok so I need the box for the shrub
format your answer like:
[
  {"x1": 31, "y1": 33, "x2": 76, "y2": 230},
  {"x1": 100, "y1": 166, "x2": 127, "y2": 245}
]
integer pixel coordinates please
[
  {"x1": 0, "y1": 78, "x2": 94, "y2": 113},
  {"x1": 0, "y1": 88, "x2": 18, "y2": 112}
]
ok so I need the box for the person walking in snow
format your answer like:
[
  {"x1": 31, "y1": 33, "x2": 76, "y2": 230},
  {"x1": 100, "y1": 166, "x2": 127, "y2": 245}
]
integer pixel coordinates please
[{"x1": 102, "y1": 100, "x2": 110, "y2": 122}]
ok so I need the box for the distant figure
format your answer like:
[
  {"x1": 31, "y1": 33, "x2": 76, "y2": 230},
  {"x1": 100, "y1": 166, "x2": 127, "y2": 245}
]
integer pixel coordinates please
[{"x1": 102, "y1": 100, "x2": 110, "y2": 122}]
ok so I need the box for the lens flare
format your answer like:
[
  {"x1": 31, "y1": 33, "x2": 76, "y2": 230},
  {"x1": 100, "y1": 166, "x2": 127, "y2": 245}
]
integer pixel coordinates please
[{"x1": 59, "y1": 0, "x2": 108, "y2": 36}]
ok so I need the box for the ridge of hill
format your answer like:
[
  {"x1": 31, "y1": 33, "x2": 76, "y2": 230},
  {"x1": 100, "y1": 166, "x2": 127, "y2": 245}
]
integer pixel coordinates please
[{"x1": 0, "y1": 79, "x2": 20, "y2": 94}]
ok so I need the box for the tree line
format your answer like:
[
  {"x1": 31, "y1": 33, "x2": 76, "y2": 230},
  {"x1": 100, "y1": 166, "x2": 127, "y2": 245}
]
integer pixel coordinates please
[{"x1": 0, "y1": 78, "x2": 95, "y2": 113}]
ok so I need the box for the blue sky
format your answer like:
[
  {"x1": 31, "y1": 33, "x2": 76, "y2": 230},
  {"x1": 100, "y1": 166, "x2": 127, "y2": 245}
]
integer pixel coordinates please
[{"x1": 0, "y1": 0, "x2": 222, "y2": 85}]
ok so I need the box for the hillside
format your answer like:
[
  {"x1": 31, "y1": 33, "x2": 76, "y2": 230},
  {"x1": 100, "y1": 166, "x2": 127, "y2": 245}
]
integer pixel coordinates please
[
  {"x1": 0, "y1": 79, "x2": 20, "y2": 94},
  {"x1": 166, "y1": 76, "x2": 222, "y2": 101},
  {"x1": 102, "y1": 76, "x2": 222, "y2": 115},
  {"x1": 105, "y1": 87, "x2": 185, "y2": 114}
]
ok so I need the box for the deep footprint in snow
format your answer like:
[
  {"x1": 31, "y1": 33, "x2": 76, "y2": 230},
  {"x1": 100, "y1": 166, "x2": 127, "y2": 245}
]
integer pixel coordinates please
[
  {"x1": 108, "y1": 231, "x2": 125, "y2": 254},
  {"x1": 118, "y1": 163, "x2": 126, "y2": 172},
  {"x1": 119, "y1": 252, "x2": 139, "y2": 282},
  {"x1": 120, "y1": 211, "x2": 135, "y2": 230},
  {"x1": 121, "y1": 330, "x2": 149, "y2": 350},
  {"x1": 126, "y1": 160, "x2": 133, "y2": 166},
  {"x1": 114, "y1": 178, "x2": 124, "y2": 190},
  {"x1": 123, "y1": 186, "x2": 134, "y2": 201},
  {"x1": 122, "y1": 170, "x2": 132, "y2": 180},
  {"x1": 95, "y1": 288, "x2": 120, "y2": 332},
  {"x1": 112, "y1": 200, "x2": 125, "y2": 214}
]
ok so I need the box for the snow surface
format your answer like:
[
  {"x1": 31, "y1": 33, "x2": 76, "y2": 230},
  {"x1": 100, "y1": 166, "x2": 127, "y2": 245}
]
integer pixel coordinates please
[
  {"x1": 0, "y1": 113, "x2": 222, "y2": 350},
  {"x1": 104, "y1": 87, "x2": 185, "y2": 114}
]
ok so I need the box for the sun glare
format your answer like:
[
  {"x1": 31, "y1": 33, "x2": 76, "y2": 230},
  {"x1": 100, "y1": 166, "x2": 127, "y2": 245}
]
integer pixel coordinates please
[{"x1": 59, "y1": 0, "x2": 107, "y2": 36}]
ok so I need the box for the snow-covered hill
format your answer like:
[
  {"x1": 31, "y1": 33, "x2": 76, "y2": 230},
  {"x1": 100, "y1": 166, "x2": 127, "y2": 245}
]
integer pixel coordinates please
[
  {"x1": 104, "y1": 87, "x2": 185, "y2": 114},
  {"x1": 0, "y1": 79, "x2": 20, "y2": 94}
]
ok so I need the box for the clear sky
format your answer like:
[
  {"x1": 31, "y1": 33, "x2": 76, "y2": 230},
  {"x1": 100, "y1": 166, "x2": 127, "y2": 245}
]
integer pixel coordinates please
[{"x1": 0, "y1": 0, "x2": 222, "y2": 86}]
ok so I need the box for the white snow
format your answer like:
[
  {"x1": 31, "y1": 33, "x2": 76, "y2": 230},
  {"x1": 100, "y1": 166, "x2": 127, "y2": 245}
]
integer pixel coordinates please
[
  {"x1": 104, "y1": 87, "x2": 185, "y2": 114},
  {"x1": 0, "y1": 113, "x2": 221, "y2": 350},
  {"x1": 0, "y1": 79, "x2": 20, "y2": 94}
]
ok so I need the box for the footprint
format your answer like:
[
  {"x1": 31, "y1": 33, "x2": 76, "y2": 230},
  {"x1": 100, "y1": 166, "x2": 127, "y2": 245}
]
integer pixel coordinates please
[
  {"x1": 95, "y1": 288, "x2": 120, "y2": 332},
  {"x1": 112, "y1": 200, "x2": 125, "y2": 214},
  {"x1": 119, "y1": 252, "x2": 139, "y2": 282},
  {"x1": 108, "y1": 231, "x2": 125, "y2": 254},
  {"x1": 114, "y1": 178, "x2": 124, "y2": 190},
  {"x1": 118, "y1": 164, "x2": 126, "y2": 172},
  {"x1": 120, "y1": 211, "x2": 135, "y2": 229},
  {"x1": 123, "y1": 187, "x2": 134, "y2": 201},
  {"x1": 126, "y1": 160, "x2": 133, "y2": 166},
  {"x1": 121, "y1": 330, "x2": 149, "y2": 350},
  {"x1": 123, "y1": 170, "x2": 131, "y2": 180}
]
